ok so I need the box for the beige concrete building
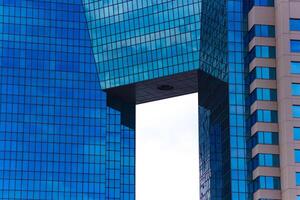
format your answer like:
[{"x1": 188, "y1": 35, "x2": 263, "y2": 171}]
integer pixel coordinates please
[{"x1": 248, "y1": 0, "x2": 300, "y2": 199}]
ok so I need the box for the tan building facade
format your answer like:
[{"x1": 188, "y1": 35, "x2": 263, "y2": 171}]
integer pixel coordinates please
[{"x1": 248, "y1": 0, "x2": 300, "y2": 199}]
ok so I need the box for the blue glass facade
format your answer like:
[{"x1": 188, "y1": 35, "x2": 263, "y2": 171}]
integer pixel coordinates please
[
  {"x1": 0, "y1": 0, "x2": 253, "y2": 199},
  {"x1": 0, "y1": 1, "x2": 134, "y2": 199}
]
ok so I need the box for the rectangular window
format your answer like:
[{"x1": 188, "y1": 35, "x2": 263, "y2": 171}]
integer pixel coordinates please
[
  {"x1": 253, "y1": 176, "x2": 280, "y2": 192},
  {"x1": 248, "y1": 25, "x2": 275, "y2": 42},
  {"x1": 250, "y1": 110, "x2": 278, "y2": 126},
  {"x1": 250, "y1": 132, "x2": 279, "y2": 148},
  {"x1": 249, "y1": 67, "x2": 276, "y2": 82},
  {"x1": 294, "y1": 127, "x2": 300, "y2": 141},
  {"x1": 291, "y1": 40, "x2": 300, "y2": 53},
  {"x1": 296, "y1": 172, "x2": 300, "y2": 186},
  {"x1": 292, "y1": 83, "x2": 300, "y2": 96},
  {"x1": 255, "y1": 46, "x2": 276, "y2": 58},
  {"x1": 250, "y1": 0, "x2": 274, "y2": 7},
  {"x1": 292, "y1": 105, "x2": 300, "y2": 118},
  {"x1": 252, "y1": 154, "x2": 279, "y2": 170},
  {"x1": 249, "y1": 88, "x2": 277, "y2": 105},
  {"x1": 290, "y1": 19, "x2": 300, "y2": 31},
  {"x1": 295, "y1": 149, "x2": 300, "y2": 163},
  {"x1": 291, "y1": 61, "x2": 300, "y2": 74},
  {"x1": 248, "y1": 46, "x2": 276, "y2": 63},
  {"x1": 297, "y1": 195, "x2": 300, "y2": 200}
]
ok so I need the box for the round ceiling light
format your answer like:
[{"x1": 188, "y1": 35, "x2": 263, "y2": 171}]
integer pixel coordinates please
[{"x1": 157, "y1": 84, "x2": 174, "y2": 91}]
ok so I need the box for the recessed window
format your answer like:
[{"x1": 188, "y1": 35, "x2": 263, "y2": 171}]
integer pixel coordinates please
[
  {"x1": 290, "y1": 19, "x2": 300, "y2": 31},
  {"x1": 248, "y1": 46, "x2": 276, "y2": 62},
  {"x1": 294, "y1": 127, "x2": 300, "y2": 141},
  {"x1": 249, "y1": 67, "x2": 276, "y2": 82},
  {"x1": 250, "y1": 131, "x2": 279, "y2": 147},
  {"x1": 250, "y1": 0, "x2": 274, "y2": 7},
  {"x1": 248, "y1": 25, "x2": 275, "y2": 42},
  {"x1": 252, "y1": 153, "x2": 279, "y2": 170},
  {"x1": 292, "y1": 83, "x2": 300, "y2": 96},
  {"x1": 291, "y1": 40, "x2": 300, "y2": 53},
  {"x1": 249, "y1": 88, "x2": 277, "y2": 104},
  {"x1": 253, "y1": 176, "x2": 280, "y2": 192},
  {"x1": 255, "y1": 46, "x2": 276, "y2": 58},
  {"x1": 295, "y1": 149, "x2": 300, "y2": 163},
  {"x1": 250, "y1": 110, "x2": 278, "y2": 126},
  {"x1": 291, "y1": 62, "x2": 300, "y2": 74},
  {"x1": 296, "y1": 172, "x2": 300, "y2": 186},
  {"x1": 292, "y1": 105, "x2": 300, "y2": 118}
]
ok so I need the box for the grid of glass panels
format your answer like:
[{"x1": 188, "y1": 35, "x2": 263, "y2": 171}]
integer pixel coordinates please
[
  {"x1": 227, "y1": 0, "x2": 250, "y2": 199},
  {"x1": 82, "y1": 0, "x2": 203, "y2": 89},
  {"x1": 0, "y1": 1, "x2": 135, "y2": 199}
]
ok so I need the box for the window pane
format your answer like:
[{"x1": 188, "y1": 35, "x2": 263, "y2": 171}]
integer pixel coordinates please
[
  {"x1": 294, "y1": 127, "x2": 300, "y2": 141},
  {"x1": 295, "y1": 150, "x2": 300, "y2": 163},
  {"x1": 292, "y1": 105, "x2": 300, "y2": 118},
  {"x1": 250, "y1": 67, "x2": 276, "y2": 82},
  {"x1": 291, "y1": 61, "x2": 300, "y2": 74},
  {"x1": 291, "y1": 40, "x2": 300, "y2": 52},
  {"x1": 296, "y1": 172, "x2": 300, "y2": 186},
  {"x1": 292, "y1": 83, "x2": 300, "y2": 96},
  {"x1": 251, "y1": 0, "x2": 274, "y2": 7},
  {"x1": 290, "y1": 19, "x2": 300, "y2": 31}
]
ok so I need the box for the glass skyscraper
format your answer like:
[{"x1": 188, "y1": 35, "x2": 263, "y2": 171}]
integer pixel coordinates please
[{"x1": 1, "y1": 0, "x2": 299, "y2": 199}]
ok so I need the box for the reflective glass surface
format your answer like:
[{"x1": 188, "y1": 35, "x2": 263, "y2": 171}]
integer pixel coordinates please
[
  {"x1": 295, "y1": 150, "x2": 300, "y2": 163},
  {"x1": 249, "y1": 0, "x2": 274, "y2": 7},
  {"x1": 291, "y1": 62, "x2": 300, "y2": 74},
  {"x1": 292, "y1": 83, "x2": 300, "y2": 96},
  {"x1": 248, "y1": 46, "x2": 276, "y2": 63},
  {"x1": 251, "y1": 154, "x2": 279, "y2": 169},
  {"x1": 255, "y1": 46, "x2": 276, "y2": 58},
  {"x1": 0, "y1": 1, "x2": 135, "y2": 199},
  {"x1": 247, "y1": 25, "x2": 275, "y2": 42},
  {"x1": 250, "y1": 110, "x2": 278, "y2": 126},
  {"x1": 83, "y1": 0, "x2": 216, "y2": 89},
  {"x1": 293, "y1": 105, "x2": 300, "y2": 118},
  {"x1": 249, "y1": 88, "x2": 277, "y2": 104},
  {"x1": 294, "y1": 127, "x2": 300, "y2": 141},
  {"x1": 290, "y1": 19, "x2": 300, "y2": 31},
  {"x1": 253, "y1": 176, "x2": 280, "y2": 191},
  {"x1": 296, "y1": 173, "x2": 300, "y2": 186},
  {"x1": 227, "y1": 0, "x2": 250, "y2": 199},
  {"x1": 249, "y1": 67, "x2": 276, "y2": 83},
  {"x1": 250, "y1": 131, "x2": 279, "y2": 147},
  {"x1": 0, "y1": 0, "x2": 253, "y2": 199},
  {"x1": 291, "y1": 40, "x2": 300, "y2": 53}
]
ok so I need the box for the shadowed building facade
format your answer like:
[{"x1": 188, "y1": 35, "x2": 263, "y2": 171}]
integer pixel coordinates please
[{"x1": 1, "y1": 0, "x2": 300, "y2": 199}]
